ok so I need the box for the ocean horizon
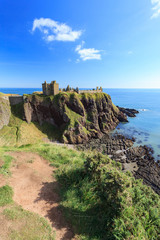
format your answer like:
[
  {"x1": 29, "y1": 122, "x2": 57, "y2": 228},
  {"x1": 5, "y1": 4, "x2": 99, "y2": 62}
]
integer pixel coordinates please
[{"x1": 1, "y1": 87, "x2": 160, "y2": 161}]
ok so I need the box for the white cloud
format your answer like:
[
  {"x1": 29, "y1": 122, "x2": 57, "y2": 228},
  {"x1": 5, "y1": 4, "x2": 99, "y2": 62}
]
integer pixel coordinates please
[
  {"x1": 151, "y1": 0, "x2": 160, "y2": 18},
  {"x1": 75, "y1": 41, "x2": 102, "y2": 61},
  {"x1": 32, "y1": 18, "x2": 82, "y2": 42}
]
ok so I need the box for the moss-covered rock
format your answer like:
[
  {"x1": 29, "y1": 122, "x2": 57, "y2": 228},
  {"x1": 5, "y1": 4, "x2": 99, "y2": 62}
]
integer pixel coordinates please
[
  {"x1": 0, "y1": 96, "x2": 11, "y2": 130},
  {"x1": 23, "y1": 92, "x2": 128, "y2": 144}
]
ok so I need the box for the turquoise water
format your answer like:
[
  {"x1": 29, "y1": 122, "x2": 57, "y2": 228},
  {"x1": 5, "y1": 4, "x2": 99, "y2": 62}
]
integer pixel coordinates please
[
  {"x1": 104, "y1": 89, "x2": 160, "y2": 160},
  {"x1": 0, "y1": 88, "x2": 160, "y2": 160}
]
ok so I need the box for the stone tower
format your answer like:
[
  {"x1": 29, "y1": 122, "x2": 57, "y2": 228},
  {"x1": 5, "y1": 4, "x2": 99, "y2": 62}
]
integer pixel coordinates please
[{"x1": 42, "y1": 81, "x2": 59, "y2": 96}]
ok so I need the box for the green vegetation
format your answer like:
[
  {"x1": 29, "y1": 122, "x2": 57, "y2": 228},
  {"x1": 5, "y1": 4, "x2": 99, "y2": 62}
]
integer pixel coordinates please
[
  {"x1": 65, "y1": 105, "x2": 83, "y2": 128},
  {"x1": 30, "y1": 91, "x2": 110, "y2": 109},
  {"x1": 0, "y1": 143, "x2": 159, "y2": 239},
  {"x1": 2, "y1": 205, "x2": 54, "y2": 240},
  {"x1": 78, "y1": 92, "x2": 110, "y2": 101},
  {"x1": 0, "y1": 102, "x2": 57, "y2": 146},
  {"x1": 0, "y1": 91, "x2": 159, "y2": 239},
  {"x1": 33, "y1": 143, "x2": 86, "y2": 168},
  {"x1": 0, "y1": 185, "x2": 13, "y2": 206},
  {"x1": 0, "y1": 149, "x2": 55, "y2": 239},
  {"x1": 56, "y1": 151, "x2": 160, "y2": 240},
  {"x1": 0, "y1": 92, "x2": 4, "y2": 97},
  {"x1": 17, "y1": 143, "x2": 159, "y2": 240},
  {"x1": 112, "y1": 103, "x2": 119, "y2": 113},
  {"x1": 0, "y1": 154, "x2": 13, "y2": 175},
  {"x1": 34, "y1": 122, "x2": 63, "y2": 142}
]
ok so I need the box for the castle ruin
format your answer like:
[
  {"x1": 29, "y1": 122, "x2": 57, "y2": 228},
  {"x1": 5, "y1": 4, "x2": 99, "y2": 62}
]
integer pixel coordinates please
[
  {"x1": 42, "y1": 81, "x2": 103, "y2": 96},
  {"x1": 42, "y1": 81, "x2": 59, "y2": 96},
  {"x1": 78, "y1": 87, "x2": 103, "y2": 94}
]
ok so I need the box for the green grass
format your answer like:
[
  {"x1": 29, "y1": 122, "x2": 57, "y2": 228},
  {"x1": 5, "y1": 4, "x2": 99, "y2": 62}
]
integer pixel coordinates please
[
  {"x1": 65, "y1": 105, "x2": 83, "y2": 128},
  {"x1": 0, "y1": 183, "x2": 55, "y2": 239},
  {"x1": 0, "y1": 143, "x2": 159, "y2": 239},
  {"x1": 34, "y1": 122, "x2": 63, "y2": 141},
  {"x1": 0, "y1": 103, "x2": 57, "y2": 146},
  {"x1": 33, "y1": 143, "x2": 86, "y2": 168},
  {"x1": 0, "y1": 154, "x2": 13, "y2": 175},
  {"x1": 2, "y1": 205, "x2": 55, "y2": 240},
  {"x1": 24, "y1": 143, "x2": 160, "y2": 240},
  {"x1": 112, "y1": 103, "x2": 119, "y2": 113},
  {"x1": 0, "y1": 185, "x2": 13, "y2": 206},
  {"x1": 78, "y1": 92, "x2": 110, "y2": 101},
  {"x1": 56, "y1": 152, "x2": 160, "y2": 240},
  {"x1": 0, "y1": 92, "x2": 4, "y2": 97}
]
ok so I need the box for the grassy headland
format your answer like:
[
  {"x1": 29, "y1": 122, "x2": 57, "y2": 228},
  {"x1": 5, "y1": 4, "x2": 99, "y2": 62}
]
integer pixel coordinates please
[
  {"x1": 0, "y1": 92, "x2": 159, "y2": 239},
  {"x1": 0, "y1": 143, "x2": 159, "y2": 240},
  {"x1": 22, "y1": 92, "x2": 126, "y2": 144}
]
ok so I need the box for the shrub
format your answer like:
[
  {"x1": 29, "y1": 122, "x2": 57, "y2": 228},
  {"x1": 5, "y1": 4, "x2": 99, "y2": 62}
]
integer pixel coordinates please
[{"x1": 57, "y1": 151, "x2": 160, "y2": 240}]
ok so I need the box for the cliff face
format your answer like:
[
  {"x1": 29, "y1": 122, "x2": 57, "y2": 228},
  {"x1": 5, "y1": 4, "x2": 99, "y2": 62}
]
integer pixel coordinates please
[
  {"x1": 0, "y1": 96, "x2": 11, "y2": 130},
  {"x1": 23, "y1": 92, "x2": 128, "y2": 144},
  {"x1": 0, "y1": 95, "x2": 24, "y2": 132}
]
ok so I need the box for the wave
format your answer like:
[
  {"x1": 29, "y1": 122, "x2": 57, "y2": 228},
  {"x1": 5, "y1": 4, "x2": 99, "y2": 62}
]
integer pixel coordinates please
[{"x1": 138, "y1": 109, "x2": 149, "y2": 112}]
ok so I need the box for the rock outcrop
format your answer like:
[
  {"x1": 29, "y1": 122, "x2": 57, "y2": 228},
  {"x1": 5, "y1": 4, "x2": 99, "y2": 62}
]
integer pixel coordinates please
[
  {"x1": 0, "y1": 96, "x2": 11, "y2": 130},
  {"x1": 23, "y1": 92, "x2": 128, "y2": 144},
  {"x1": 77, "y1": 134, "x2": 160, "y2": 195},
  {"x1": 117, "y1": 106, "x2": 139, "y2": 117}
]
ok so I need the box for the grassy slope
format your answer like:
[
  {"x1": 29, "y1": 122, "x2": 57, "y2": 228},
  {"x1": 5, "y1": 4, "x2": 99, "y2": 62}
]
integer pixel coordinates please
[
  {"x1": 0, "y1": 102, "x2": 60, "y2": 147},
  {"x1": 0, "y1": 197, "x2": 54, "y2": 240},
  {"x1": 1, "y1": 144, "x2": 159, "y2": 240},
  {"x1": 36, "y1": 145, "x2": 160, "y2": 240},
  {"x1": 2, "y1": 205, "x2": 54, "y2": 240},
  {"x1": 0, "y1": 92, "x2": 5, "y2": 97}
]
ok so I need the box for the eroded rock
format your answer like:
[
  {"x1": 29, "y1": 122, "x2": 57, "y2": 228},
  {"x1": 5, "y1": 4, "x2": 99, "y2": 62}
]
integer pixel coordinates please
[
  {"x1": 23, "y1": 92, "x2": 128, "y2": 144},
  {"x1": 117, "y1": 106, "x2": 139, "y2": 117},
  {"x1": 0, "y1": 96, "x2": 11, "y2": 130}
]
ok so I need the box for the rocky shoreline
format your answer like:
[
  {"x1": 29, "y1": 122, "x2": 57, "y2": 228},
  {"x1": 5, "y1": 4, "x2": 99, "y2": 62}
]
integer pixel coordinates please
[
  {"x1": 77, "y1": 133, "x2": 160, "y2": 195},
  {"x1": 117, "y1": 106, "x2": 139, "y2": 117}
]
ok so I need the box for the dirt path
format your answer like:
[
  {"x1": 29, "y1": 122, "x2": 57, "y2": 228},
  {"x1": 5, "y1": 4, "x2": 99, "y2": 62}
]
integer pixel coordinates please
[{"x1": 5, "y1": 152, "x2": 75, "y2": 240}]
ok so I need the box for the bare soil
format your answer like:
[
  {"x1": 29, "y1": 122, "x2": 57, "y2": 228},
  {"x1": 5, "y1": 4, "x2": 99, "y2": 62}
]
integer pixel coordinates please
[{"x1": 0, "y1": 152, "x2": 75, "y2": 240}]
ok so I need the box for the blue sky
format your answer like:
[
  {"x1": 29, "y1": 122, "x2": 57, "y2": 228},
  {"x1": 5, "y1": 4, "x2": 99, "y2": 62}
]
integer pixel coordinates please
[{"x1": 0, "y1": 0, "x2": 160, "y2": 88}]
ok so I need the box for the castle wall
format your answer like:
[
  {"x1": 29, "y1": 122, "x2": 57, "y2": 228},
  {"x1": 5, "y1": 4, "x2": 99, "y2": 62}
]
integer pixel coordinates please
[
  {"x1": 46, "y1": 85, "x2": 51, "y2": 95},
  {"x1": 42, "y1": 84, "x2": 47, "y2": 95},
  {"x1": 78, "y1": 90, "x2": 102, "y2": 94},
  {"x1": 50, "y1": 84, "x2": 54, "y2": 95},
  {"x1": 53, "y1": 83, "x2": 59, "y2": 95},
  {"x1": 8, "y1": 96, "x2": 24, "y2": 105}
]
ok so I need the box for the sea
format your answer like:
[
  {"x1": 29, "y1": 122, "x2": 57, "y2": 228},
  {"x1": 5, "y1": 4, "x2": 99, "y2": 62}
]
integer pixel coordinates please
[{"x1": 0, "y1": 88, "x2": 160, "y2": 161}]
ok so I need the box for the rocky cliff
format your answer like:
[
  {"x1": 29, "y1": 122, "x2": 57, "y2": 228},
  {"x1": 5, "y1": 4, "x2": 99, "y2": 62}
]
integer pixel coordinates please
[
  {"x1": 0, "y1": 96, "x2": 11, "y2": 130},
  {"x1": 23, "y1": 92, "x2": 127, "y2": 144}
]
